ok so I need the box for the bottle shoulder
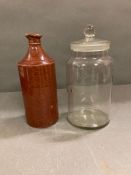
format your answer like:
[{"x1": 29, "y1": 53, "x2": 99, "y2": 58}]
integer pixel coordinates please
[
  {"x1": 18, "y1": 45, "x2": 55, "y2": 66},
  {"x1": 18, "y1": 53, "x2": 55, "y2": 66}
]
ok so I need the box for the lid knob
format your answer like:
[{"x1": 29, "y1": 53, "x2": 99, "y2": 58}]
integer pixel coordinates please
[{"x1": 84, "y1": 24, "x2": 95, "y2": 41}]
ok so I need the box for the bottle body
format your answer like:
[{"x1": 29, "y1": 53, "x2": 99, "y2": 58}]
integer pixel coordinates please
[
  {"x1": 67, "y1": 51, "x2": 112, "y2": 129},
  {"x1": 18, "y1": 34, "x2": 58, "y2": 128}
]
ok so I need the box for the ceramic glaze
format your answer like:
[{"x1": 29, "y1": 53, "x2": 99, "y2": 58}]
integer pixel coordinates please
[{"x1": 18, "y1": 34, "x2": 58, "y2": 128}]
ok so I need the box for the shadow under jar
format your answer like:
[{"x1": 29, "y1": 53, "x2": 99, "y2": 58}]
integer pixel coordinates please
[{"x1": 67, "y1": 25, "x2": 113, "y2": 129}]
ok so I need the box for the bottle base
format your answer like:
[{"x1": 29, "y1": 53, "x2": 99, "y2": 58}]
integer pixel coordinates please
[
  {"x1": 26, "y1": 117, "x2": 58, "y2": 128},
  {"x1": 67, "y1": 109, "x2": 109, "y2": 129}
]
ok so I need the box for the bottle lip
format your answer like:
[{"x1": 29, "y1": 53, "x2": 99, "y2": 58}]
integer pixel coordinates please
[
  {"x1": 25, "y1": 33, "x2": 42, "y2": 38},
  {"x1": 25, "y1": 33, "x2": 42, "y2": 45}
]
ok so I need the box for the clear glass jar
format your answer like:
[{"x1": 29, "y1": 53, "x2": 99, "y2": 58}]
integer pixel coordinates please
[{"x1": 67, "y1": 25, "x2": 112, "y2": 129}]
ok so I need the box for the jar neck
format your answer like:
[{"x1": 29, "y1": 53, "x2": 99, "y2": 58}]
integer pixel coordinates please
[{"x1": 74, "y1": 50, "x2": 109, "y2": 58}]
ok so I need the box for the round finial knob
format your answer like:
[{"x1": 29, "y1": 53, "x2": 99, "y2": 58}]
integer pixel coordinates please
[{"x1": 84, "y1": 24, "x2": 95, "y2": 40}]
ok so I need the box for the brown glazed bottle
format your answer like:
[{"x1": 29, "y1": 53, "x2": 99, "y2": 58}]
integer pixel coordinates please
[{"x1": 18, "y1": 33, "x2": 58, "y2": 128}]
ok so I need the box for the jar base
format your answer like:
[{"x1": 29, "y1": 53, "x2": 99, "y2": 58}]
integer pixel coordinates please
[{"x1": 67, "y1": 109, "x2": 109, "y2": 129}]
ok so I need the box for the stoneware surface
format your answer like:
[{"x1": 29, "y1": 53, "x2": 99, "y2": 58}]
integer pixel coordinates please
[{"x1": 18, "y1": 34, "x2": 58, "y2": 128}]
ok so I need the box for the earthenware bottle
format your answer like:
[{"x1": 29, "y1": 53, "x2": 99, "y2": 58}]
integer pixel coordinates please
[{"x1": 18, "y1": 33, "x2": 58, "y2": 128}]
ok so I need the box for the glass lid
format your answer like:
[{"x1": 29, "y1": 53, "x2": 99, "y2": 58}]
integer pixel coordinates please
[{"x1": 71, "y1": 25, "x2": 110, "y2": 52}]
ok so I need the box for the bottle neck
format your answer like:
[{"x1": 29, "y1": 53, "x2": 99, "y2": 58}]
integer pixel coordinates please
[
  {"x1": 27, "y1": 39, "x2": 43, "y2": 56},
  {"x1": 28, "y1": 39, "x2": 41, "y2": 46},
  {"x1": 27, "y1": 44, "x2": 42, "y2": 55},
  {"x1": 25, "y1": 33, "x2": 46, "y2": 61},
  {"x1": 74, "y1": 50, "x2": 109, "y2": 58}
]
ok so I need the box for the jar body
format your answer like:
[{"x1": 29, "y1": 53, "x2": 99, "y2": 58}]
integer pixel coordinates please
[{"x1": 67, "y1": 51, "x2": 112, "y2": 129}]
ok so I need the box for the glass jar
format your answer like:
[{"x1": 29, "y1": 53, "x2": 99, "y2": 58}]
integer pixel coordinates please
[{"x1": 67, "y1": 25, "x2": 112, "y2": 129}]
